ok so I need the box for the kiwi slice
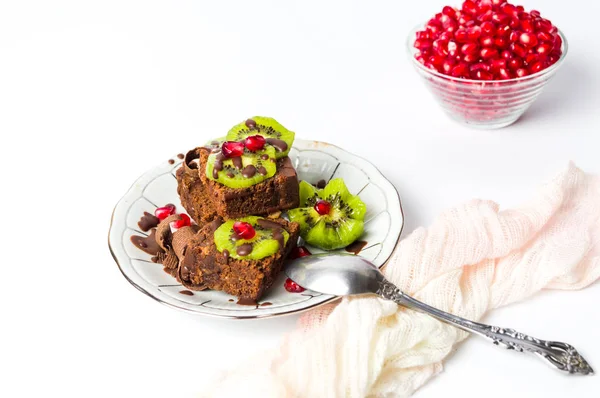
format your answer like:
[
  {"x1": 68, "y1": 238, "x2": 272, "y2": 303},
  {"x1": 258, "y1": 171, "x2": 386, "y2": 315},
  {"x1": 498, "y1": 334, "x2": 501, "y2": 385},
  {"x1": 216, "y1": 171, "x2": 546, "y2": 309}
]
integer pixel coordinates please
[
  {"x1": 288, "y1": 179, "x2": 366, "y2": 250},
  {"x1": 206, "y1": 145, "x2": 277, "y2": 188},
  {"x1": 214, "y1": 216, "x2": 290, "y2": 260},
  {"x1": 226, "y1": 116, "x2": 295, "y2": 159}
]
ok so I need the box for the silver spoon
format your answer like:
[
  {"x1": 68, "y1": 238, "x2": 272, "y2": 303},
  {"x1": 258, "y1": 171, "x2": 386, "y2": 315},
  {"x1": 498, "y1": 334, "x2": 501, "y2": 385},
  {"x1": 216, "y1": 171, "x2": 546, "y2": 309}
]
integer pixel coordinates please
[{"x1": 286, "y1": 253, "x2": 593, "y2": 375}]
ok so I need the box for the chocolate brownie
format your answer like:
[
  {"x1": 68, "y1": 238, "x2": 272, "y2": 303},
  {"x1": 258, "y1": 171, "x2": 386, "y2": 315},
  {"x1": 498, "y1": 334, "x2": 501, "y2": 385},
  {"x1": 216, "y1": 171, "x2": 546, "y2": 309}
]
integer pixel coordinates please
[
  {"x1": 177, "y1": 147, "x2": 300, "y2": 222},
  {"x1": 177, "y1": 217, "x2": 300, "y2": 301}
]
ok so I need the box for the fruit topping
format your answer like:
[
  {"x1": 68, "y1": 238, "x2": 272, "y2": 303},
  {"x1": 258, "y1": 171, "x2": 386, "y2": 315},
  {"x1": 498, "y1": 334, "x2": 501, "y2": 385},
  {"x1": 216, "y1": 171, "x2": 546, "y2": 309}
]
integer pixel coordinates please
[
  {"x1": 226, "y1": 116, "x2": 295, "y2": 159},
  {"x1": 170, "y1": 213, "x2": 191, "y2": 231},
  {"x1": 284, "y1": 278, "x2": 305, "y2": 293},
  {"x1": 413, "y1": 1, "x2": 563, "y2": 80},
  {"x1": 233, "y1": 221, "x2": 256, "y2": 240},
  {"x1": 206, "y1": 145, "x2": 277, "y2": 188},
  {"x1": 221, "y1": 141, "x2": 245, "y2": 158},
  {"x1": 155, "y1": 204, "x2": 176, "y2": 220},
  {"x1": 214, "y1": 216, "x2": 290, "y2": 260},
  {"x1": 290, "y1": 245, "x2": 312, "y2": 260},
  {"x1": 288, "y1": 179, "x2": 366, "y2": 250},
  {"x1": 314, "y1": 200, "x2": 332, "y2": 216},
  {"x1": 244, "y1": 135, "x2": 266, "y2": 152}
]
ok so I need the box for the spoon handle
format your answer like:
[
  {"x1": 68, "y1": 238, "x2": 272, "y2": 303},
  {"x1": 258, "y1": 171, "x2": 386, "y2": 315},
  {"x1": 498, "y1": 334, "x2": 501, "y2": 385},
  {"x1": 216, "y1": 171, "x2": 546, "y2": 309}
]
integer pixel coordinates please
[{"x1": 376, "y1": 278, "x2": 593, "y2": 375}]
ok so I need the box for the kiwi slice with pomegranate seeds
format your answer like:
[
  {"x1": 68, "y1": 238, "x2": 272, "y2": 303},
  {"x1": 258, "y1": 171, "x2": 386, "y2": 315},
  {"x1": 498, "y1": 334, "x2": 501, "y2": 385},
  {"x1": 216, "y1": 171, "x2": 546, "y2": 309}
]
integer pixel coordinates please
[
  {"x1": 226, "y1": 116, "x2": 295, "y2": 159},
  {"x1": 288, "y1": 179, "x2": 366, "y2": 250},
  {"x1": 205, "y1": 145, "x2": 277, "y2": 189}
]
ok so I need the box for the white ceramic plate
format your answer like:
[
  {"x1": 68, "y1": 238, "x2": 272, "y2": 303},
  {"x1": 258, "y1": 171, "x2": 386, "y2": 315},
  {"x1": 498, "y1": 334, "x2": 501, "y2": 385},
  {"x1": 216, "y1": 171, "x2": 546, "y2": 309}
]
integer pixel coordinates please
[{"x1": 108, "y1": 139, "x2": 404, "y2": 319}]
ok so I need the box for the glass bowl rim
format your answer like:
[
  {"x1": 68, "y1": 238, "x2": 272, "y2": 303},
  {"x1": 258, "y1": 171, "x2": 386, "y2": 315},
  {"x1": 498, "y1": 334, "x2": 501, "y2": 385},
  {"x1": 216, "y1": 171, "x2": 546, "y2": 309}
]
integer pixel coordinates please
[{"x1": 406, "y1": 23, "x2": 568, "y2": 85}]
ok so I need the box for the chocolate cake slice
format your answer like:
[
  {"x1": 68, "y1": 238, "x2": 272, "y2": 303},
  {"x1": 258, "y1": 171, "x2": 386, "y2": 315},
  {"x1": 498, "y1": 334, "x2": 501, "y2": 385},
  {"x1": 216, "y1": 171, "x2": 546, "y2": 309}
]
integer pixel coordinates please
[
  {"x1": 176, "y1": 147, "x2": 300, "y2": 223},
  {"x1": 178, "y1": 217, "x2": 300, "y2": 301}
]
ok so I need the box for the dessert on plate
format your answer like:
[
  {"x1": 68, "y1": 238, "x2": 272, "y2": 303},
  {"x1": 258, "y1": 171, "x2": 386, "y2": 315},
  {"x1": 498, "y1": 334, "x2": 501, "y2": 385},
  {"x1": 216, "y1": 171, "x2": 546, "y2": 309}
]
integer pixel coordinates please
[{"x1": 130, "y1": 116, "x2": 368, "y2": 303}]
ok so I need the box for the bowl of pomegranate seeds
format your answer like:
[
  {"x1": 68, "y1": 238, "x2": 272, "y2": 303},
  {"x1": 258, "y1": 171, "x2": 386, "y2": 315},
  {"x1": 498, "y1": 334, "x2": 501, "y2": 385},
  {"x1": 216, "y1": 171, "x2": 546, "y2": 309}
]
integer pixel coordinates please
[{"x1": 408, "y1": 0, "x2": 567, "y2": 129}]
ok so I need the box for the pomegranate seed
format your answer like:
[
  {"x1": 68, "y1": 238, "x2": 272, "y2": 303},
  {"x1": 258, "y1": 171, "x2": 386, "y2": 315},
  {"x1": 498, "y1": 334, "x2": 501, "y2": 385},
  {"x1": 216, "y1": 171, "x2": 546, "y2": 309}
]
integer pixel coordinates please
[
  {"x1": 221, "y1": 141, "x2": 245, "y2": 158},
  {"x1": 491, "y1": 0, "x2": 503, "y2": 6},
  {"x1": 520, "y1": 18, "x2": 535, "y2": 33},
  {"x1": 170, "y1": 213, "x2": 191, "y2": 230},
  {"x1": 508, "y1": 57, "x2": 523, "y2": 70},
  {"x1": 490, "y1": 58, "x2": 507, "y2": 71},
  {"x1": 433, "y1": 40, "x2": 449, "y2": 56},
  {"x1": 554, "y1": 35, "x2": 563, "y2": 51},
  {"x1": 478, "y1": 10, "x2": 493, "y2": 22},
  {"x1": 478, "y1": 0, "x2": 492, "y2": 13},
  {"x1": 244, "y1": 135, "x2": 266, "y2": 152},
  {"x1": 429, "y1": 55, "x2": 445, "y2": 67},
  {"x1": 480, "y1": 36, "x2": 494, "y2": 47},
  {"x1": 537, "y1": 31, "x2": 553, "y2": 43},
  {"x1": 548, "y1": 51, "x2": 561, "y2": 65},
  {"x1": 480, "y1": 21, "x2": 495, "y2": 35},
  {"x1": 515, "y1": 68, "x2": 529, "y2": 78},
  {"x1": 470, "y1": 62, "x2": 490, "y2": 73},
  {"x1": 466, "y1": 26, "x2": 482, "y2": 40},
  {"x1": 155, "y1": 204, "x2": 176, "y2": 220},
  {"x1": 496, "y1": 24, "x2": 511, "y2": 37},
  {"x1": 501, "y1": 50, "x2": 512, "y2": 59},
  {"x1": 509, "y1": 31, "x2": 520, "y2": 43},
  {"x1": 290, "y1": 246, "x2": 312, "y2": 260},
  {"x1": 424, "y1": 62, "x2": 439, "y2": 72},
  {"x1": 458, "y1": 15, "x2": 472, "y2": 25},
  {"x1": 462, "y1": 0, "x2": 478, "y2": 16},
  {"x1": 480, "y1": 47, "x2": 499, "y2": 59},
  {"x1": 509, "y1": 17, "x2": 520, "y2": 29},
  {"x1": 491, "y1": 12, "x2": 509, "y2": 25},
  {"x1": 510, "y1": 42, "x2": 528, "y2": 58},
  {"x1": 284, "y1": 278, "x2": 305, "y2": 293},
  {"x1": 314, "y1": 200, "x2": 332, "y2": 216},
  {"x1": 442, "y1": 58, "x2": 456, "y2": 74},
  {"x1": 414, "y1": 39, "x2": 432, "y2": 50},
  {"x1": 415, "y1": 54, "x2": 425, "y2": 64},
  {"x1": 536, "y1": 43, "x2": 553, "y2": 56},
  {"x1": 416, "y1": 30, "x2": 430, "y2": 40},
  {"x1": 530, "y1": 10, "x2": 541, "y2": 18},
  {"x1": 475, "y1": 70, "x2": 494, "y2": 80},
  {"x1": 233, "y1": 221, "x2": 256, "y2": 240},
  {"x1": 537, "y1": 19, "x2": 554, "y2": 34},
  {"x1": 494, "y1": 36, "x2": 508, "y2": 49},
  {"x1": 463, "y1": 53, "x2": 478, "y2": 63},
  {"x1": 501, "y1": 3, "x2": 517, "y2": 15},
  {"x1": 519, "y1": 32, "x2": 538, "y2": 47},
  {"x1": 455, "y1": 29, "x2": 468, "y2": 43},
  {"x1": 461, "y1": 42, "x2": 479, "y2": 55},
  {"x1": 442, "y1": 6, "x2": 456, "y2": 18},
  {"x1": 525, "y1": 53, "x2": 540, "y2": 65},
  {"x1": 448, "y1": 40, "x2": 459, "y2": 56},
  {"x1": 497, "y1": 68, "x2": 511, "y2": 80},
  {"x1": 529, "y1": 61, "x2": 546, "y2": 74},
  {"x1": 451, "y1": 62, "x2": 470, "y2": 77},
  {"x1": 438, "y1": 32, "x2": 453, "y2": 42}
]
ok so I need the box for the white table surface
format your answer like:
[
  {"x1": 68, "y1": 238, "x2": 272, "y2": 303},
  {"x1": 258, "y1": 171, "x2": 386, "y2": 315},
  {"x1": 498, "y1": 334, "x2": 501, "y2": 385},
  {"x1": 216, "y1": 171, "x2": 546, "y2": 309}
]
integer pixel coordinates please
[{"x1": 1, "y1": 0, "x2": 599, "y2": 397}]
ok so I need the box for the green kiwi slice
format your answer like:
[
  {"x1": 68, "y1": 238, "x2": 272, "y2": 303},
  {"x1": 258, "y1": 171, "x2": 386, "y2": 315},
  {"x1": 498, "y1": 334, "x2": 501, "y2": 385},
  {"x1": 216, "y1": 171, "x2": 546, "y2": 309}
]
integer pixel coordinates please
[
  {"x1": 288, "y1": 179, "x2": 366, "y2": 250},
  {"x1": 205, "y1": 145, "x2": 277, "y2": 188},
  {"x1": 214, "y1": 216, "x2": 290, "y2": 260},
  {"x1": 225, "y1": 116, "x2": 295, "y2": 159}
]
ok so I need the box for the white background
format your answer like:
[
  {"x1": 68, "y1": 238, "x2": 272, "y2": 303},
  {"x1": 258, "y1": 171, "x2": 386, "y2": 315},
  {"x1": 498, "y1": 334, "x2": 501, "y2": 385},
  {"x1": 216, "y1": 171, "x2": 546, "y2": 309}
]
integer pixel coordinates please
[{"x1": 1, "y1": 0, "x2": 599, "y2": 397}]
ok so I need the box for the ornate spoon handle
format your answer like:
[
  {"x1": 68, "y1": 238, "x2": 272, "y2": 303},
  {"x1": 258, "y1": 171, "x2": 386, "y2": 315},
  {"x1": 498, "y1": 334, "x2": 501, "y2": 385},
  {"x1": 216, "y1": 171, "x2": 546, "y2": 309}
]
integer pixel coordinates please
[{"x1": 376, "y1": 279, "x2": 593, "y2": 375}]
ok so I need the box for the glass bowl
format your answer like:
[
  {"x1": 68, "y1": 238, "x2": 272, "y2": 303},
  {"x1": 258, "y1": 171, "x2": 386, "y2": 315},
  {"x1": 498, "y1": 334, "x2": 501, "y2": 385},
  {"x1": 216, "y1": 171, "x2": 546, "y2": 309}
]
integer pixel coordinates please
[{"x1": 406, "y1": 25, "x2": 568, "y2": 129}]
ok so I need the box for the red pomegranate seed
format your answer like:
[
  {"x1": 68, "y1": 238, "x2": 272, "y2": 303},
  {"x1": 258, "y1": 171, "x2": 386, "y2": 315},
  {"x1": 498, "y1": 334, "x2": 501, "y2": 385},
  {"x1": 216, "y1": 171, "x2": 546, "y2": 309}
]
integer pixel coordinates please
[
  {"x1": 244, "y1": 135, "x2": 266, "y2": 152},
  {"x1": 537, "y1": 31, "x2": 553, "y2": 43},
  {"x1": 433, "y1": 40, "x2": 449, "y2": 56},
  {"x1": 516, "y1": 5, "x2": 524, "y2": 12},
  {"x1": 414, "y1": 39, "x2": 432, "y2": 50},
  {"x1": 458, "y1": 14, "x2": 472, "y2": 25},
  {"x1": 475, "y1": 70, "x2": 494, "y2": 80},
  {"x1": 480, "y1": 47, "x2": 499, "y2": 59},
  {"x1": 515, "y1": 68, "x2": 529, "y2": 78},
  {"x1": 501, "y1": 3, "x2": 517, "y2": 15},
  {"x1": 171, "y1": 213, "x2": 191, "y2": 230},
  {"x1": 491, "y1": 0, "x2": 503, "y2": 6},
  {"x1": 448, "y1": 40, "x2": 459, "y2": 56},
  {"x1": 537, "y1": 19, "x2": 554, "y2": 34},
  {"x1": 554, "y1": 35, "x2": 563, "y2": 51},
  {"x1": 479, "y1": 36, "x2": 494, "y2": 47},
  {"x1": 461, "y1": 42, "x2": 479, "y2": 55},
  {"x1": 462, "y1": 53, "x2": 478, "y2": 63},
  {"x1": 429, "y1": 55, "x2": 445, "y2": 67},
  {"x1": 466, "y1": 26, "x2": 482, "y2": 40},
  {"x1": 490, "y1": 58, "x2": 507, "y2": 71},
  {"x1": 508, "y1": 57, "x2": 523, "y2": 70},
  {"x1": 509, "y1": 17, "x2": 520, "y2": 29},
  {"x1": 442, "y1": 59, "x2": 456, "y2": 74},
  {"x1": 520, "y1": 18, "x2": 535, "y2": 33},
  {"x1": 451, "y1": 62, "x2": 470, "y2": 77},
  {"x1": 494, "y1": 37, "x2": 508, "y2": 49},
  {"x1": 221, "y1": 141, "x2": 245, "y2": 158},
  {"x1": 438, "y1": 32, "x2": 453, "y2": 42},
  {"x1": 455, "y1": 29, "x2": 468, "y2": 43},
  {"x1": 529, "y1": 61, "x2": 546, "y2": 74},
  {"x1": 462, "y1": 0, "x2": 478, "y2": 16},
  {"x1": 501, "y1": 50, "x2": 512, "y2": 59},
  {"x1": 480, "y1": 21, "x2": 495, "y2": 35},
  {"x1": 442, "y1": 6, "x2": 456, "y2": 18},
  {"x1": 470, "y1": 62, "x2": 490, "y2": 73},
  {"x1": 496, "y1": 24, "x2": 511, "y2": 37},
  {"x1": 519, "y1": 32, "x2": 538, "y2": 47},
  {"x1": 478, "y1": 0, "x2": 492, "y2": 13},
  {"x1": 510, "y1": 43, "x2": 528, "y2": 58},
  {"x1": 290, "y1": 246, "x2": 312, "y2": 260},
  {"x1": 314, "y1": 200, "x2": 332, "y2": 216},
  {"x1": 415, "y1": 54, "x2": 425, "y2": 64},
  {"x1": 424, "y1": 62, "x2": 439, "y2": 72},
  {"x1": 477, "y1": 10, "x2": 493, "y2": 22},
  {"x1": 284, "y1": 278, "x2": 305, "y2": 293},
  {"x1": 155, "y1": 204, "x2": 176, "y2": 220},
  {"x1": 416, "y1": 31, "x2": 430, "y2": 40},
  {"x1": 491, "y1": 13, "x2": 509, "y2": 25},
  {"x1": 233, "y1": 221, "x2": 256, "y2": 240},
  {"x1": 525, "y1": 53, "x2": 540, "y2": 65},
  {"x1": 497, "y1": 68, "x2": 512, "y2": 80},
  {"x1": 548, "y1": 51, "x2": 561, "y2": 65},
  {"x1": 530, "y1": 10, "x2": 541, "y2": 18},
  {"x1": 509, "y1": 31, "x2": 520, "y2": 43}
]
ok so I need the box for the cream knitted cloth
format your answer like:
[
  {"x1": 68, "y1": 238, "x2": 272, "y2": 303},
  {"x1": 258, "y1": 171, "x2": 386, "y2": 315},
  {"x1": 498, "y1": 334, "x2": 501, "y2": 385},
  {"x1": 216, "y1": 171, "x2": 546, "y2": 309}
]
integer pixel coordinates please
[{"x1": 204, "y1": 163, "x2": 600, "y2": 398}]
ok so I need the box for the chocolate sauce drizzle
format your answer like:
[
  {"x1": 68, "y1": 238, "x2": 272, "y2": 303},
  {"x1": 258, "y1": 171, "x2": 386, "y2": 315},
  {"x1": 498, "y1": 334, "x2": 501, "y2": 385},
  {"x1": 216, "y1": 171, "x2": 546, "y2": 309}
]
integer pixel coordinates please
[
  {"x1": 345, "y1": 240, "x2": 368, "y2": 255},
  {"x1": 316, "y1": 179, "x2": 327, "y2": 189},
  {"x1": 231, "y1": 157, "x2": 243, "y2": 170},
  {"x1": 242, "y1": 165, "x2": 257, "y2": 178},
  {"x1": 237, "y1": 297, "x2": 257, "y2": 306},
  {"x1": 236, "y1": 243, "x2": 253, "y2": 256},
  {"x1": 177, "y1": 153, "x2": 185, "y2": 159},
  {"x1": 138, "y1": 212, "x2": 160, "y2": 232},
  {"x1": 179, "y1": 290, "x2": 194, "y2": 296},
  {"x1": 130, "y1": 229, "x2": 163, "y2": 255},
  {"x1": 265, "y1": 138, "x2": 288, "y2": 153},
  {"x1": 257, "y1": 166, "x2": 267, "y2": 176},
  {"x1": 256, "y1": 219, "x2": 285, "y2": 248}
]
